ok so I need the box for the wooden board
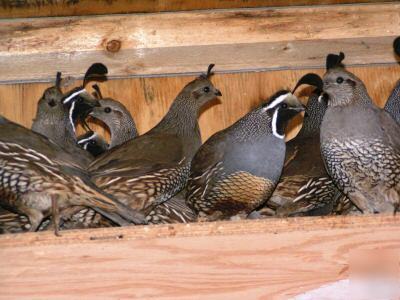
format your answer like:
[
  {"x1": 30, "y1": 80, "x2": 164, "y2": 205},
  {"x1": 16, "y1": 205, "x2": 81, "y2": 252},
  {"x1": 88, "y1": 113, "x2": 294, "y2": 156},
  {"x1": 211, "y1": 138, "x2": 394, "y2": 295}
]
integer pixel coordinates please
[
  {"x1": 0, "y1": 65, "x2": 398, "y2": 142},
  {"x1": 0, "y1": 0, "x2": 392, "y2": 18},
  {"x1": 0, "y1": 214, "x2": 399, "y2": 299},
  {"x1": 0, "y1": 3, "x2": 399, "y2": 83}
]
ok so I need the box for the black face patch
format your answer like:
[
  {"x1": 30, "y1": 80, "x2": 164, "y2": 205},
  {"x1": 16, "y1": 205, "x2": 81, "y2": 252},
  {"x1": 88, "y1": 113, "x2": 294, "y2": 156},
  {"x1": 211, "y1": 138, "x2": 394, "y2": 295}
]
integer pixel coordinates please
[{"x1": 275, "y1": 108, "x2": 301, "y2": 136}]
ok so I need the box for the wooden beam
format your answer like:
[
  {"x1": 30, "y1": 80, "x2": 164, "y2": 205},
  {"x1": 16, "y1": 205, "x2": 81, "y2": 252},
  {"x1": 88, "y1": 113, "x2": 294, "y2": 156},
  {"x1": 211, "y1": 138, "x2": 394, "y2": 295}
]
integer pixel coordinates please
[
  {"x1": 0, "y1": 65, "x2": 398, "y2": 141},
  {"x1": 0, "y1": 0, "x2": 392, "y2": 18},
  {"x1": 0, "y1": 3, "x2": 399, "y2": 83},
  {"x1": 0, "y1": 215, "x2": 399, "y2": 299}
]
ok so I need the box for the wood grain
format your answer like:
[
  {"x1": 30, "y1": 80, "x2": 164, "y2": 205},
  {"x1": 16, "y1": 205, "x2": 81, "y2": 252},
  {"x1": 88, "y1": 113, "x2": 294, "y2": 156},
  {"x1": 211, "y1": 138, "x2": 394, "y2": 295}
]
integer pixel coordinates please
[
  {"x1": 0, "y1": 215, "x2": 399, "y2": 299},
  {"x1": 0, "y1": 65, "x2": 398, "y2": 142},
  {"x1": 0, "y1": 3, "x2": 399, "y2": 83},
  {"x1": 0, "y1": 0, "x2": 392, "y2": 18}
]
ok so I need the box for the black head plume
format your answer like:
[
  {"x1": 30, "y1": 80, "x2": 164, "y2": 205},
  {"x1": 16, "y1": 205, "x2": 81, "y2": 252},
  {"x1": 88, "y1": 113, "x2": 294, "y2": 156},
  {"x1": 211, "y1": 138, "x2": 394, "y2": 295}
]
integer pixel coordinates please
[
  {"x1": 394, "y1": 36, "x2": 400, "y2": 57},
  {"x1": 83, "y1": 63, "x2": 108, "y2": 87},
  {"x1": 326, "y1": 52, "x2": 345, "y2": 70},
  {"x1": 92, "y1": 84, "x2": 103, "y2": 99},
  {"x1": 292, "y1": 73, "x2": 323, "y2": 94},
  {"x1": 199, "y1": 64, "x2": 215, "y2": 79},
  {"x1": 55, "y1": 72, "x2": 62, "y2": 89}
]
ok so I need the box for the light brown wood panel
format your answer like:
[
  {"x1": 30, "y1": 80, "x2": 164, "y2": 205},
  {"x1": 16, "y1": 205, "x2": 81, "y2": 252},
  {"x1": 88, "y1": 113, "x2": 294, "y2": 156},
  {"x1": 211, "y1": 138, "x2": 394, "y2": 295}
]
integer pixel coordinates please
[
  {"x1": 0, "y1": 215, "x2": 399, "y2": 299},
  {"x1": 0, "y1": 65, "x2": 398, "y2": 142},
  {"x1": 0, "y1": 3, "x2": 399, "y2": 83},
  {"x1": 0, "y1": 0, "x2": 392, "y2": 18}
]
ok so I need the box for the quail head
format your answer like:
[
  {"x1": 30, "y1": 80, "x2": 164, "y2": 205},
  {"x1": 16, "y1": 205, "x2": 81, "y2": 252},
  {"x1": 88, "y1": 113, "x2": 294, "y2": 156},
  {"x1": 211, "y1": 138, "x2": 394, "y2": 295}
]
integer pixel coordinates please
[
  {"x1": 77, "y1": 130, "x2": 109, "y2": 157},
  {"x1": 88, "y1": 64, "x2": 221, "y2": 215},
  {"x1": 306, "y1": 53, "x2": 400, "y2": 214},
  {"x1": 0, "y1": 116, "x2": 145, "y2": 235},
  {"x1": 87, "y1": 84, "x2": 138, "y2": 149},
  {"x1": 186, "y1": 90, "x2": 305, "y2": 221},
  {"x1": 384, "y1": 36, "x2": 400, "y2": 124}
]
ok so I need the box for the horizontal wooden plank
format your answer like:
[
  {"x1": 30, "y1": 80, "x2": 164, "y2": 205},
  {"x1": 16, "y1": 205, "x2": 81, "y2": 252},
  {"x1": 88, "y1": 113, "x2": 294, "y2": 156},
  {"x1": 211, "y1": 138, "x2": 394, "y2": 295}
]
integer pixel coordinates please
[
  {"x1": 0, "y1": 215, "x2": 399, "y2": 299},
  {"x1": 0, "y1": 65, "x2": 397, "y2": 142},
  {"x1": 0, "y1": 0, "x2": 392, "y2": 18},
  {"x1": 0, "y1": 3, "x2": 399, "y2": 83}
]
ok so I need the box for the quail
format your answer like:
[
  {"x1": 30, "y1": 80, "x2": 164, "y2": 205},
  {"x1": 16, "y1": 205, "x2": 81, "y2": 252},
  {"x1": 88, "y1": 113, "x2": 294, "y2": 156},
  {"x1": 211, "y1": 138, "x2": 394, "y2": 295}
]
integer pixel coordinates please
[
  {"x1": 31, "y1": 71, "x2": 102, "y2": 167},
  {"x1": 87, "y1": 64, "x2": 222, "y2": 216},
  {"x1": 88, "y1": 84, "x2": 138, "y2": 148},
  {"x1": 0, "y1": 115, "x2": 145, "y2": 234},
  {"x1": 75, "y1": 87, "x2": 196, "y2": 225},
  {"x1": 308, "y1": 53, "x2": 400, "y2": 214},
  {"x1": 77, "y1": 130, "x2": 109, "y2": 157},
  {"x1": 186, "y1": 90, "x2": 305, "y2": 221},
  {"x1": 261, "y1": 75, "x2": 350, "y2": 217},
  {"x1": 384, "y1": 36, "x2": 400, "y2": 124}
]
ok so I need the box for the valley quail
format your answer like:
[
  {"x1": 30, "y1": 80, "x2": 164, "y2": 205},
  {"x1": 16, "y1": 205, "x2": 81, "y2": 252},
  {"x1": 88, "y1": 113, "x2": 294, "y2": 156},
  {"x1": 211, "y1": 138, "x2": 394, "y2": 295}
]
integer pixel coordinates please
[
  {"x1": 89, "y1": 84, "x2": 138, "y2": 148},
  {"x1": 77, "y1": 130, "x2": 109, "y2": 157},
  {"x1": 257, "y1": 75, "x2": 350, "y2": 217},
  {"x1": 87, "y1": 64, "x2": 222, "y2": 216},
  {"x1": 75, "y1": 87, "x2": 196, "y2": 225},
  {"x1": 309, "y1": 53, "x2": 400, "y2": 214},
  {"x1": 0, "y1": 115, "x2": 145, "y2": 235},
  {"x1": 186, "y1": 90, "x2": 305, "y2": 221},
  {"x1": 31, "y1": 71, "x2": 101, "y2": 167},
  {"x1": 384, "y1": 36, "x2": 400, "y2": 124}
]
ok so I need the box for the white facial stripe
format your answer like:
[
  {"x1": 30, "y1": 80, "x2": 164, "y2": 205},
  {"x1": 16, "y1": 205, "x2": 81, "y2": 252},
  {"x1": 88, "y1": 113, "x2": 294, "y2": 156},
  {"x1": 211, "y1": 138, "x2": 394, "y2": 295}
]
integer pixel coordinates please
[
  {"x1": 272, "y1": 108, "x2": 284, "y2": 139},
  {"x1": 62, "y1": 88, "x2": 87, "y2": 104},
  {"x1": 69, "y1": 101, "x2": 76, "y2": 133},
  {"x1": 77, "y1": 132, "x2": 97, "y2": 144},
  {"x1": 265, "y1": 93, "x2": 290, "y2": 110}
]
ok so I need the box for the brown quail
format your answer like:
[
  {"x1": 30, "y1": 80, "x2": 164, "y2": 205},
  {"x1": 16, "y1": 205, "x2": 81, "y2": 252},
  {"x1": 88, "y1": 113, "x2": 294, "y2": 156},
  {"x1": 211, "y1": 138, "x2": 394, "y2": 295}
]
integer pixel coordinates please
[
  {"x1": 186, "y1": 91, "x2": 305, "y2": 221},
  {"x1": 0, "y1": 115, "x2": 145, "y2": 235},
  {"x1": 87, "y1": 64, "x2": 221, "y2": 217}
]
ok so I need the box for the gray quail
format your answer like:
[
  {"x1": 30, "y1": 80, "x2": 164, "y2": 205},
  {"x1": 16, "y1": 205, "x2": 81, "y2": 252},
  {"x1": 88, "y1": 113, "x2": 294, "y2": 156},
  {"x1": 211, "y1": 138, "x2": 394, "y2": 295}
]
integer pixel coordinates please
[
  {"x1": 87, "y1": 64, "x2": 222, "y2": 216},
  {"x1": 384, "y1": 36, "x2": 400, "y2": 124},
  {"x1": 309, "y1": 53, "x2": 400, "y2": 214},
  {"x1": 186, "y1": 90, "x2": 305, "y2": 221},
  {"x1": 0, "y1": 115, "x2": 145, "y2": 234}
]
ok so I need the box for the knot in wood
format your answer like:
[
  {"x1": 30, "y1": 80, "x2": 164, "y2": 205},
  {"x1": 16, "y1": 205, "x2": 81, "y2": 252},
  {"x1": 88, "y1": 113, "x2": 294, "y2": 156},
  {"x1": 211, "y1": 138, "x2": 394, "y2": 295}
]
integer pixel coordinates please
[{"x1": 106, "y1": 40, "x2": 121, "y2": 53}]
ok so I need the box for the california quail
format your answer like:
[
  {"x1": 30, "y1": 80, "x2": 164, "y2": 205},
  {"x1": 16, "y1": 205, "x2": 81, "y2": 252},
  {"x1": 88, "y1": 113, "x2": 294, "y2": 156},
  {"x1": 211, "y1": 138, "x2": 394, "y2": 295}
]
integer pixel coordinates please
[
  {"x1": 88, "y1": 84, "x2": 138, "y2": 148},
  {"x1": 384, "y1": 36, "x2": 400, "y2": 124},
  {"x1": 31, "y1": 72, "x2": 100, "y2": 167},
  {"x1": 77, "y1": 130, "x2": 109, "y2": 157},
  {"x1": 72, "y1": 86, "x2": 196, "y2": 225},
  {"x1": 186, "y1": 90, "x2": 305, "y2": 221},
  {"x1": 311, "y1": 53, "x2": 400, "y2": 214},
  {"x1": 0, "y1": 115, "x2": 145, "y2": 234},
  {"x1": 87, "y1": 64, "x2": 221, "y2": 216}
]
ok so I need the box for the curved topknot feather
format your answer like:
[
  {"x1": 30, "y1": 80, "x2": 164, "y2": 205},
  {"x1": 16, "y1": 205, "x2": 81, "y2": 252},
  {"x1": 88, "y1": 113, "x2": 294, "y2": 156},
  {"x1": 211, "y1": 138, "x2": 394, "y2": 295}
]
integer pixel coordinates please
[
  {"x1": 326, "y1": 52, "x2": 345, "y2": 70},
  {"x1": 394, "y1": 36, "x2": 400, "y2": 57},
  {"x1": 83, "y1": 63, "x2": 108, "y2": 87}
]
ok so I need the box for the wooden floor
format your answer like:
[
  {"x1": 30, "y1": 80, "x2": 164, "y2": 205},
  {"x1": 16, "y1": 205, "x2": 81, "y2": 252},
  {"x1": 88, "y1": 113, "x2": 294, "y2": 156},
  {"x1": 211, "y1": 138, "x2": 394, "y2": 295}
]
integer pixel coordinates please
[{"x1": 0, "y1": 215, "x2": 399, "y2": 299}]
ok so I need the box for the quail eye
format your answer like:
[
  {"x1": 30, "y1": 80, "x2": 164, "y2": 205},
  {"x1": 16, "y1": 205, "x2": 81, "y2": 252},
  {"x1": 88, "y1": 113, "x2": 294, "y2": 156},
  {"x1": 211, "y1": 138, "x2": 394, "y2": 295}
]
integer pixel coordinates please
[
  {"x1": 89, "y1": 140, "x2": 96, "y2": 145},
  {"x1": 281, "y1": 103, "x2": 288, "y2": 109},
  {"x1": 203, "y1": 87, "x2": 210, "y2": 93},
  {"x1": 336, "y1": 77, "x2": 344, "y2": 84},
  {"x1": 104, "y1": 107, "x2": 111, "y2": 113},
  {"x1": 48, "y1": 99, "x2": 56, "y2": 107}
]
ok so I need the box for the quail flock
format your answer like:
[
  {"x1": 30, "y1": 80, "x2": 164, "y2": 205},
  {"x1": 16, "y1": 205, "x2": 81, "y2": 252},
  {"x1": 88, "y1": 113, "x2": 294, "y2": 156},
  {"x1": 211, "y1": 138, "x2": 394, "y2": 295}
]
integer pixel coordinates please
[{"x1": 0, "y1": 37, "x2": 399, "y2": 235}]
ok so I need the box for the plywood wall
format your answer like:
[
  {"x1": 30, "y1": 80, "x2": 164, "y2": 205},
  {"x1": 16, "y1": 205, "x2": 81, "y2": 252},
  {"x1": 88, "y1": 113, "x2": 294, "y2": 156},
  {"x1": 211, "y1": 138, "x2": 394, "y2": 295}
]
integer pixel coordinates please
[{"x1": 0, "y1": 65, "x2": 398, "y2": 142}]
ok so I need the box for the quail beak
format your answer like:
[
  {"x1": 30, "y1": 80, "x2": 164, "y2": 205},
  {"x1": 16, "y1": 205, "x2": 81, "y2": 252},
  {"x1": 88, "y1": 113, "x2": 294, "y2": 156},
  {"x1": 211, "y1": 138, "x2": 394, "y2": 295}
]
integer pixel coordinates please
[{"x1": 215, "y1": 89, "x2": 222, "y2": 97}]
